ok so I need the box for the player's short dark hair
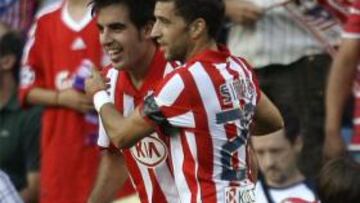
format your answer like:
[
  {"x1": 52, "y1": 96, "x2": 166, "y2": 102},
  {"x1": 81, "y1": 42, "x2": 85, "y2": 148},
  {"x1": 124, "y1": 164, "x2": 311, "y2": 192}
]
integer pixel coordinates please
[
  {"x1": 318, "y1": 156, "x2": 360, "y2": 203},
  {"x1": 90, "y1": 0, "x2": 156, "y2": 30},
  {"x1": 0, "y1": 31, "x2": 24, "y2": 83},
  {"x1": 280, "y1": 107, "x2": 301, "y2": 144},
  {"x1": 156, "y1": 0, "x2": 225, "y2": 39}
]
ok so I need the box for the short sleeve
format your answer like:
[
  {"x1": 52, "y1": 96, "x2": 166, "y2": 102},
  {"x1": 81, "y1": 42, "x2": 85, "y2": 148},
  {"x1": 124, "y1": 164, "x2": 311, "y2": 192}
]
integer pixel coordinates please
[
  {"x1": 142, "y1": 70, "x2": 195, "y2": 129},
  {"x1": 19, "y1": 19, "x2": 47, "y2": 107}
]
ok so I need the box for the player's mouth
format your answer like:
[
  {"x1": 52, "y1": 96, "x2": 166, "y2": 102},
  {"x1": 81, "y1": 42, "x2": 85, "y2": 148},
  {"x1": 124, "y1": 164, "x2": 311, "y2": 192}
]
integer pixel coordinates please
[{"x1": 107, "y1": 48, "x2": 123, "y2": 61}]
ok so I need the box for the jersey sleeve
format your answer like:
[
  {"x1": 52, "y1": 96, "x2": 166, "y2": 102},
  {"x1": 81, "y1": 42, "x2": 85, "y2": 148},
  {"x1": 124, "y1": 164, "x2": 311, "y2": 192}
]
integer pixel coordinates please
[
  {"x1": 343, "y1": 0, "x2": 360, "y2": 38},
  {"x1": 18, "y1": 18, "x2": 47, "y2": 107},
  {"x1": 141, "y1": 70, "x2": 194, "y2": 130},
  {"x1": 235, "y1": 56, "x2": 261, "y2": 104}
]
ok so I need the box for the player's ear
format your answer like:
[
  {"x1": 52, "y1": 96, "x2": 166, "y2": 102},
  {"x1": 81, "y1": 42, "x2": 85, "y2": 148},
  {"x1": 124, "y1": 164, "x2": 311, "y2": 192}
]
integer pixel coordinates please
[
  {"x1": 189, "y1": 18, "x2": 206, "y2": 39},
  {"x1": 142, "y1": 20, "x2": 155, "y2": 40}
]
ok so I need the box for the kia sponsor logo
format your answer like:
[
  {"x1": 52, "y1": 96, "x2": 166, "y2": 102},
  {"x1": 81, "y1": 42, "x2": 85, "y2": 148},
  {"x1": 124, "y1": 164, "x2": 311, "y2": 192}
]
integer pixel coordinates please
[{"x1": 130, "y1": 134, "x2": 167, "y2": 168}]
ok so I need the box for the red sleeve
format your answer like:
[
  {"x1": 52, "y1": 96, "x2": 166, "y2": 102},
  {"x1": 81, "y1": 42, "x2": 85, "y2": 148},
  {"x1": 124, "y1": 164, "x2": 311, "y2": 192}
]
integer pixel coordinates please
[
  {"x1": 140, "y1": 69, "x2": 193, "y2": 129},
  {"x1": 18, "y1": 18, "x2": 47, "y2": 107},
  {"x1": 344, "y1": 0, "x2": 360, "y2": 37}
]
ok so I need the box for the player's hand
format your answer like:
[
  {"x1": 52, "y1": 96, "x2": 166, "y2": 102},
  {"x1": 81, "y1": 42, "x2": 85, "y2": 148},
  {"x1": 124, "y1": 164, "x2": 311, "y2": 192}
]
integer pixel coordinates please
[
  {"x1": 57, "y1": 88, "x2": 94, "y2": 113},
  {"x1": 323, "y1": 127, "x2": 346, "y2": 160},
  {"x1": 226, "y1": 0, "x2": 263, "y2": 25},
  {"x1": 85, "y1": 68, "x2": 110, "y2": 97}
]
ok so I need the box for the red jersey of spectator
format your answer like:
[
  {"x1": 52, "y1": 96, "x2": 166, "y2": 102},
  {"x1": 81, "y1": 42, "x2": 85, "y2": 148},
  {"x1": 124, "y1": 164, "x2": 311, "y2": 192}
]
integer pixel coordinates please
[
  {"x1": 98, "y1": 48, "x2": 180, "y2": 203},
  {"x1": 142, "y1": 46, "x2": 260, "y2": 203},
  {"x1": 343, "y1": 0, "x2": 360, "y2": 144},
  {"x1": 19, "y1": 2, "x2": 106, "y2": 203}
]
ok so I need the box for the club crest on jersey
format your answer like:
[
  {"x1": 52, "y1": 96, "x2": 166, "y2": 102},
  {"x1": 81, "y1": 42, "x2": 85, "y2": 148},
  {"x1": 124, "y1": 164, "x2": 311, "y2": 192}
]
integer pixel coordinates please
[
  {"x1": 20, "y1": 65, "x2": 35, "y2": 88},
  {"x1": 130, "y1": 134, "x2": 167, "y2": 168},
  {"x1": 55, "y1": 70, "x2": 74, "y2": 90}
]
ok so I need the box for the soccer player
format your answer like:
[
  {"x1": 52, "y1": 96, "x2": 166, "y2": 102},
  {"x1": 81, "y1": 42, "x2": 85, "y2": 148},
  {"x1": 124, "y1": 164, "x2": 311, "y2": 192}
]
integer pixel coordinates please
[
  {"x1": 88, "y1": 0, "x2": 179, "y2": 202},
  {"x1": 86, "y1": 0, "x2": 283, "y2": 202},
  {"x1": 325, "y1": 0, "x2": 360, "y2": 158},
  {"x1": 19, "y1": 0, "x2": 107, "y2": 202}
]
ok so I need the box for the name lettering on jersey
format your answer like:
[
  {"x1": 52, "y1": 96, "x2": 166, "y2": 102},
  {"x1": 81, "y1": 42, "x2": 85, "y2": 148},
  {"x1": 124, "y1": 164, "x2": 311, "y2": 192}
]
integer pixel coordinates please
[
  {"x1": 55, "y1": 70, "x2": 73, "y2": 90},
  {"x1": 130, "y1": 134, "x2": 167, "y2": 168},
  {"x1": 219, "y1": 78, "x2": 255, "y2": 106},
  {"x1": 20, "y1": 65, "x2": 35, "y2": 88},
  {"x1": 71, "y1": 37, "x2": 87, "y2": 50}
]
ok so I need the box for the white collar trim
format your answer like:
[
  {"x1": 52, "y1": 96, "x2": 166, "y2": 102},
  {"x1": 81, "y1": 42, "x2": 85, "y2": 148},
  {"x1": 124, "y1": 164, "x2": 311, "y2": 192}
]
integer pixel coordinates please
[{"x1": 61, "y1": 1, "x2": 92, "y2": 32}]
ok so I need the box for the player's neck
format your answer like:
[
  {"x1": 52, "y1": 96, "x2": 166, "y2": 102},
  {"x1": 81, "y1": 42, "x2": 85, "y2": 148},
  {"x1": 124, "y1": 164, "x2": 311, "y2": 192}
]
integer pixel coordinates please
[
  {"x1": 67, "y1": 0, "x2": 89, "y2": 23},
  {"x1": 0, "y1": 72, "x2": 15, "y2": 108},
  {"x1": 128, "y1": 44, "x2": 156, "y2": 89},
  {"x1": 184, "y1": 37, "x2": 217, "y2": 63},
  {"x1": 267, "y1": 170, "x2": 305, "y2": 188}
]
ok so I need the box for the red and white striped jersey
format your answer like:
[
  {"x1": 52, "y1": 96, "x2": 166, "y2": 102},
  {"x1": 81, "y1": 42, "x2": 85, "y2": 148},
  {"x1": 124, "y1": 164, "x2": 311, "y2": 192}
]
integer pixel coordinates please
[
  {"x1": 98, "y1": 49, "x2": 180, "y2": 203},
  {"x1": 343, "y1": 0, "x2": 360, "y2": 37},
  {"x1": 343, "y1": 0, "x2": 360, "y2": 144},
  {"x1": 143, "y1": 46, "x2": 260, "y2": 203}
]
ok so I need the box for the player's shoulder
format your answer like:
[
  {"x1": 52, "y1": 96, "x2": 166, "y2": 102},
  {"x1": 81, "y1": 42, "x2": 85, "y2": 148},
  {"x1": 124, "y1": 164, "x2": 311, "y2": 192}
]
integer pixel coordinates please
[{"x1": 35, "y1": 1, "x2": 62, "y2": 21}]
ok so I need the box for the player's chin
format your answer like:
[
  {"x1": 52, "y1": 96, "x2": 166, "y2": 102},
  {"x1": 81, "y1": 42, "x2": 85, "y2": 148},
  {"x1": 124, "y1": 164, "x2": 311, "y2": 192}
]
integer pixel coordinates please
[{"x1": 112, "y1": 61, "x2": 126, "y2": 70}]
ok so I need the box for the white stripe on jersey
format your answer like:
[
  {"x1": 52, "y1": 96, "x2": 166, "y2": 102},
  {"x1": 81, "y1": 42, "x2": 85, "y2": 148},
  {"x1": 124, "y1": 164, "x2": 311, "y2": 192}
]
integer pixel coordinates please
[
  {"x1": 229, "y1": 57, "x2": 258, "y2": 105},
  {"x1": 188, "y1": 62, "x2": 229, "y2": 203},
  {"x1": 154, "y1": 154, "x2": 182, "y2": 202},
  {"x1": 123, "y1": 94, "x2": 134, "y2": 117},
  {"x1": 167, "y1": 111, "x2": 196, "y2": 128},
  {"x1": 155, "y1": 73, "x2": 184, "y2": 107},
  {"x1": 185, "y1": 131, "x2": 202, "y2": 203},
  {"x1": 170, "y1": 134, "x2": 192, "y2": 203}
]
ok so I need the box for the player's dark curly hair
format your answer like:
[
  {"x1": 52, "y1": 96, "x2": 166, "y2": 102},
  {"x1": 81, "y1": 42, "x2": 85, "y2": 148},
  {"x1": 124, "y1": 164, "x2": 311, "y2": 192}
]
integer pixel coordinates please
[
  {"x1": 90, "y1": 0, "x2": 156, "y2": 30},
  {"x1": 156, "y1": 0, "x2": 225, "y2": 39}
]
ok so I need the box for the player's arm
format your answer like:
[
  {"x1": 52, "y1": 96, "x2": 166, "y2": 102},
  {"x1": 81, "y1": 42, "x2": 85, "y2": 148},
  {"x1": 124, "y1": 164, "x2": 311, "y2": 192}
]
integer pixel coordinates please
[
  {"x1": 85, "y1": 69, "x2": 154, "y2": 149},
  {"x1": 325, "y1": 38, "x2": 360, "y2": 158},
  {"x1": 252, "y1": 91, "x2": 284, "y2": 135},
  {"x1": 26, "y1": 87, "x2": 94, "y2": 113},
  {"x1": 224, "y1": 0, "x2": 263, "y2": 25},
  {"x1": 20, "y1": 172, "x2": 39, "y2": 203},
  {"x1": 98, "y1": 104, "x2": 154, "y2": 148},
  {"x1": 88, "y1": 150, "x2": 128, "y2": 203}
]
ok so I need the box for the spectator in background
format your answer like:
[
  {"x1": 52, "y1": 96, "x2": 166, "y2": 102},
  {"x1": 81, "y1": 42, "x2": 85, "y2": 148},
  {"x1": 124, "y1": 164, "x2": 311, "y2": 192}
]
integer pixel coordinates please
[
  {"x1": 0, "y1": 28, "x2": 41, "y2": 203},
  {"x1": 252, "y1": 110, "x2": 319, "y2": 203},
  {"x1": 18, "y1": 0, "x2": 108, "y2": 202},
  {"x1": 318, "y1": 156, "x2": 360, "y2": 203},
  {"x1": 0, "y1": 170, "x2": 23, "y2": 203},
  {"x1": 225, "y1": 0, "x2": 337, "y2": 179},
  {"x1": 325, "y1": 0, "x2": 360, "y2": 159},
  {"x1": 0, "y1": 0, "x2": 40, "y2": 34}
]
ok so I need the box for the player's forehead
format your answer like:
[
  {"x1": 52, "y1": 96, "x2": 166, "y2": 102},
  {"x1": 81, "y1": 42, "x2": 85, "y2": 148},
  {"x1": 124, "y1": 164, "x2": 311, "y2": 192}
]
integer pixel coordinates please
[
  {"x1": 97, "y1": 3, "x2": 132, "y2": 25},
  {"x1": 154, "y1": 1, "x2": 177, "y2": 19},
  {"x1": 252, "y1": 129, "x2": 288, "y2": 149}
]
